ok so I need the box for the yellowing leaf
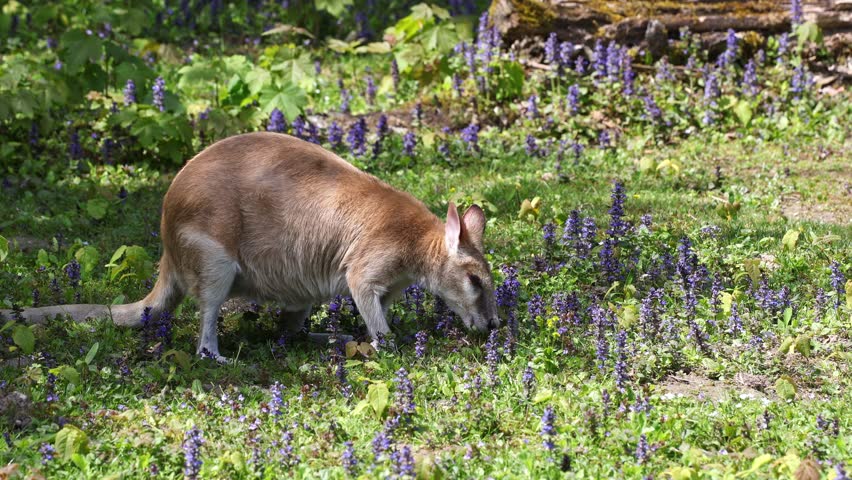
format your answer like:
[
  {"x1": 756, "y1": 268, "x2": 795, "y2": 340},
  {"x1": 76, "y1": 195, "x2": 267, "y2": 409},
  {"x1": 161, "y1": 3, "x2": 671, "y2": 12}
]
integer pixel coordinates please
[
  {"x1": 781, "y1": 229, "x2": 800, "y2": 251},
  {"x1": 367, "y1": 381, "x2": 390, "y2": 418}
]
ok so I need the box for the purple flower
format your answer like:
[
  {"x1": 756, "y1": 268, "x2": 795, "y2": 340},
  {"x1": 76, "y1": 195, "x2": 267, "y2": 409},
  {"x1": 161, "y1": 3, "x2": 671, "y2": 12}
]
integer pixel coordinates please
[
  {"x1": 372, "y1": 114, "x2": 389, "y2": 157},
  {"x1": 559, "y1": 41, "x2": 574, "y2": 68},
  {"x1": 152, "y1": 76, "x2": 166, "y2": 112},
  {"x1": 540, "y1": 406, "x2": 556, "y2": 450},
  {"x1": 742, "y1": 59, "x2": 759, "y2": 97},
  {"x1": 314, "y1": 59, "x2": 321, "y2": 75},
  {"x1": 365, "y1": 75, "x2": 376, "y2": 105},
  {"x1": 566, "y1": 84, "x2": 581, "y2": 115},
  {"x1": 791, "y1": 0, "x2": 803, "y2": 26},
  {"x1": 460, "y1": 123, "x2": 479, "y2": 151},
  {"x1": 718, "y1": 29, "x2": 738, "y2": 69},
  {"x1": 835, "y1": 463, "x2": 849, "y2": 480},
  {"x1": 639, "y1": 288, "x2": 665, "y2": 338},
  {"x1": 525, "y1": 134, "x2": 538, "y2": 156},
  {"x1": 339, "y1": 88, "x2": 352, "y2": 113},
  {"x1": 347, "y1": 118, "x2": 367, "y2": 156},
  {"x1": 527, "y1": 95, "x2": 539, "y2": 119},
  {"x1": 391, "y1": 445, "x2": 415, "y2": 477},
  {"x1": 342, "y1": 441, "x2": 358, "y2": 476},
  {"x1": 123, "y1": 79, "x2": 136, "y2": 105},
  {"x1": 68, "y1": 129, "x2": 83, "y2": 160},
  {"x1": 522, "y1": 364, "x2": 536, "y2": 396},
  {"x1": 65, "y1": 259, "x2": 81, "y2": 287},
  {"x1": 291, "y1": 116, "x2": 306, "y2": 139},
  {"x1": 268, "y1": 108, "x2": 286, "y2": 133},
  {"x1": 183, "y1": 427, "x2": 204, "y2": 479},
  {"x1": 403, "y1": 131, "x2": 417, "y2": 157},
  {"x1": 395, "y1": 368, "x2": 415, "y2": 416},
  {"x1": 542, "y1": 222, "x2": 556, "y2": 249},
  {"x1": 656, "y1": 57, "x2": 674, "y2": 82},
  {"x1": 614, "y1": 330, "x2": 629, "y2": 392},
  {"x1": 414, "y1": 330, "x2": 427, "y2": 358},
  {"x1": 590, "y1": 304, "x2": 610, "y2": 370},
  {"x1": 412, "y1": 102, "x2": 423, "y2": 125},
  {"x1": 598, "y1": 130, "x2": 611, "y2": 149},
  {"x1": 40, "y1": 443, "x2": 55, "y2": 464},
  {"x1": 327, "y1": 121, "x2": 343, "y2": 148},
  {"x1": 778, "y1": 33, "x2": 791, "y2": 59},
  {"x1": 607, "y1": 180, "x2": 629, "y2": 239},
  {"x1": 791, "y1": 64, "x2": 811, "y2": 100},
  {"x1": 829, "y1": 261, "x2": 846, "y2": 309},
  {"x1": 635, "y1": 434, "x2": 651, "y2": 464},
  {"x1": 544, "y1": 32, "x2": 558, "y2": 63},
  {"x1": 642, "y1": 95, "x2": 663, "y2": 123},
  {"x1": 485, "y1": 329, "x2": 501, "y2": 385}
]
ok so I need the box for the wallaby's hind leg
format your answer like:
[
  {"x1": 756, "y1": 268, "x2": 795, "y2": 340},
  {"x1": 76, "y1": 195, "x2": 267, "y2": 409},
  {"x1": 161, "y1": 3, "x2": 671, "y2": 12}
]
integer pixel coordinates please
[{"x1": 181, "y1": 231, "x2": 240, "y2": 362}]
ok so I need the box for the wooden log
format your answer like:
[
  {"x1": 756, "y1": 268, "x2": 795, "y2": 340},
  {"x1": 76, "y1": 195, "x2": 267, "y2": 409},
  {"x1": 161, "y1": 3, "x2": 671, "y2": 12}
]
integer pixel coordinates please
[{"x1": 489, "y1": 0, "x2": 852, "y2": 57}]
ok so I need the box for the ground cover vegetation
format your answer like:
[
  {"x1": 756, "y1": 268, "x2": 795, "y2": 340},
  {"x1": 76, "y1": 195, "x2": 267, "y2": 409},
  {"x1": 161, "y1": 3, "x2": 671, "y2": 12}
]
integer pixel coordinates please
[{"x1": 0, "y1": 0, "x2": 850, "y2": 478}]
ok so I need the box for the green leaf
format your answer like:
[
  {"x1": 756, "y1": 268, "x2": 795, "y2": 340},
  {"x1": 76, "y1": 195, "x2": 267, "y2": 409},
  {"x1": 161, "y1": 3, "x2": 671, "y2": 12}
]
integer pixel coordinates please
[
  {"x1": 37, "y1": 249, "x2": 50, "y2": 267},
  {"x1": 55, "y1": 425, "x2": 89, "y2": 461},
  {"x1": 314, "y1": 0, "x2": 354, "y2": 17},
  {"x1": 84, "y1": 342, "x2": 99, "y2": 365},
  {"x1": 60, "y1": 30, "x2": 103, "y2": 72},
  {"x1": 367, "y1": 381, "x2": 390, "y2": 418},
  {"x1": 0, "y1": 234, "x2": 7, "y2": 262},
  {"x1": 794, "y1": 335, "x2": 811, "y2": 357},
  {"x1": 56, "y1": 365, "x2": 81, "y2": 385},
  {"x1": 795, "y1": 21, "x2": 823, "y2": 48},
  {"x1": 781, "y1": 229, "x2": 799, "y2": 251},
  {"x1": 532, "y1": 389, "x2": 553, "y2": 404},
  {"x1": 163, "y1": 349, "x2": 191, "y2": 370},
  {"x1": 108, "y1": 245, "x2": 127, "y2": 266},
  {"x1": 244, "y1": 68, "x2": 271, "y2": 96},
  {"x1": 177, "y1": 62, "x2": 219, "y2": 91},
  {"x1": 12, "y1": 325, "x2": 35, "y2": 354},
  {"x1": 75, "y1": 246, "x2": 100, "y2": 277},
  {"x1": 85, "y1": 198, "x2": 109, "y2": 220},
  {"x1": 775, "y1": 376, "x2": 797, "y2": 400},
  {"x1": 259, "y1": 82, "x2": 307, "y2": 121},
  {"x1": 352, "y1": 400, "x2": 370, "y2": 415},
  {"x1": 733, "y1": 100, "x2": 753, "y2": 127}
]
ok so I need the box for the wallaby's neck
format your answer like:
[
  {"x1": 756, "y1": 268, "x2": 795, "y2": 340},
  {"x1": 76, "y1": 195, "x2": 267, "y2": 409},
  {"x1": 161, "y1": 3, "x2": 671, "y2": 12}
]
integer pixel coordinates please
[{"x1": 412, "y1": 221, "x2": 448, "y2": 292}]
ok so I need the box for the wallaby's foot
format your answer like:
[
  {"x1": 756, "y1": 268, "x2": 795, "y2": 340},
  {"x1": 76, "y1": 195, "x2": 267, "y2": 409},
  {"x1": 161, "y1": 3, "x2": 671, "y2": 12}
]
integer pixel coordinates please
[
  {"x1": 199, "y1": 348, "x2": 231, "y2": 365},
  {"x1": 371, "y1": 336, "x2": 397, "y2": 353}
]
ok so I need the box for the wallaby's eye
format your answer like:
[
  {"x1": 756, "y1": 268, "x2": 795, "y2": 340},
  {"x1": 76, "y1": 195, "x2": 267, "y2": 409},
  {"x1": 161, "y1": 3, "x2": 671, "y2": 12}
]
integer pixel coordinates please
[{"x1": 468, "y1": 274, "x2": 482, "y2": 289}]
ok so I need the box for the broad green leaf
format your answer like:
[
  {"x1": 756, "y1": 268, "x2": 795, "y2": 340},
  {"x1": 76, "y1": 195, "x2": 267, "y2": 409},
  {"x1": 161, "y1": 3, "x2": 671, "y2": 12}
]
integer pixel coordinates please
[
  {"x1": 795, "y1": 21, "x2": 823, "y2": 48},
  {"x1": 177, "y1": 62, "x2": 218, "y2": 91},
  {"x1": 84, "y1": 342, "x2": 99, "y2": 365},
  {"x1": 533, "y1": 389, "x2": 553, "y2": 404},
  {"x1": 314, "y1": 0, "x2": 354, "y2": 17},
  {"x1": 781, "y1": 229, "x2": 799, "y2": 251},
  {"x1": 0, "y1": 234, "x2": 7, "y2": 262},
  {"x1": 108, "y1": 245, "x2": 127, "y2": 266},
  {"x1": 352, "y1": 400, "x2": 370, "y2": 415},
  {"x1": 75, "y1": 246, "x2": 99, "y2": 276},
  {"x1": 367, "y1": 381, "x2": 390, "y2": 418},
  {"x1": 618, "y1": 304, "x2": 638, "y2": 328},
  {"x1": 85, "y1": 198, "x2": 109, "y2": 220},
  {"x1": 12, "y1": 325, "x2": 35, "y2": 354},
  {"x1": 259, "y1": 82, "x2": 307, "y2": 121},
  {"x1": 37, "y1": 249, "x2": 50, "y2": 267},
  {"x1": 55, "y1": 425, "x2": 89, "y2": 461},
  {"x1": 56, "y1": 365, "x2": 81, "y2": 385},
  {"x1": 794, "y1": 334, "x2": 811, "y2": 357},
  {"x1": 163, "y1": 349, "x2": 191, "y2": 370},
  {"x1": 775, "y1": 377, "x2": 797, "y2": 400},
  {"x1": 733, "y1": 100, "x2": 753, "y2": 127},
  {"x1": 244, "y1": 68, "x2": 271, "y2": 96},
  {"x1": 60, "y1": 30, "x2": 103, "y2": 72}
]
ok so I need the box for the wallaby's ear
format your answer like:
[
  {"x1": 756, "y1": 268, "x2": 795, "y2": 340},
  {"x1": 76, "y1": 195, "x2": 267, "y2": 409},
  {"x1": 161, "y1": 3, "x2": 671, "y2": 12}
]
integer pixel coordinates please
[
  {"x1": 462, "y1": 204, "x2": 486, "y2": 250},
  {"x1": 445, "y1": 202, "x2": 461, "y2": 253}
]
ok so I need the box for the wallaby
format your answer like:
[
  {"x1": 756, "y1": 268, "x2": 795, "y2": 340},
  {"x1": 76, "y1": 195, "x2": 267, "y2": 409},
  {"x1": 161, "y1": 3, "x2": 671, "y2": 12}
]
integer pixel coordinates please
[{"x1": 3, "y1": 132, "x2": 500, "y2": 361}]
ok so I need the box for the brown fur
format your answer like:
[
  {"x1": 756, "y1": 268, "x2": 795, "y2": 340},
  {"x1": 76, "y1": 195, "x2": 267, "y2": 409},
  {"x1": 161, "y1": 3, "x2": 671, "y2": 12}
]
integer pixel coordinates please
[{"x1": 2, "y1": 133, "x2": 498, "y2": 359}]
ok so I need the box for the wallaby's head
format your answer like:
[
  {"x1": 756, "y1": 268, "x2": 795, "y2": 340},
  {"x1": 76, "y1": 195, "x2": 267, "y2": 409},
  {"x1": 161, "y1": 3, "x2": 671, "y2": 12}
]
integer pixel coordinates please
[{"x1": 435, "y1": 203, "x2": 499, "y2": 333}]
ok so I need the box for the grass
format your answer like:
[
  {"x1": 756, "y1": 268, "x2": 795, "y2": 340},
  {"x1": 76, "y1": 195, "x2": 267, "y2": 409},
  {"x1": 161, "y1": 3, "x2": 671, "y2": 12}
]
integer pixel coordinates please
[{"x1": 0, "y1": 4, "x2": 851, "y2": 479}]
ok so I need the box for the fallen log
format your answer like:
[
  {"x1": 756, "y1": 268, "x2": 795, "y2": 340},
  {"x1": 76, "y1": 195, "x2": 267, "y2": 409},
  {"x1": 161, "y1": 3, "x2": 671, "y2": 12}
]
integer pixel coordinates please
[{"x1": 489, "y1": 0, "x2": 852, "y2": 59}]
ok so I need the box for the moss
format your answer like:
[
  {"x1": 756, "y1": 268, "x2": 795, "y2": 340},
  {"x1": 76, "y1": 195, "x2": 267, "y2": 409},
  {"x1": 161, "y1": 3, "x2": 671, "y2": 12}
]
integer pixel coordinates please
[
  {"x1": 579, "y1": 0, "x2": 785, "y2": 19},
  {"x1": 492, "y1": 0, "x2": 556, "y2": 30}
]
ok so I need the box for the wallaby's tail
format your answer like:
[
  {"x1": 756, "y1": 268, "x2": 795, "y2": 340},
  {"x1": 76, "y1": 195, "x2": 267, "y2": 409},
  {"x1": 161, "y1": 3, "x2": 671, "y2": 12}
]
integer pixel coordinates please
[{"x1": 1, "y1": 254, "x2": 183, "y2": 327}]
